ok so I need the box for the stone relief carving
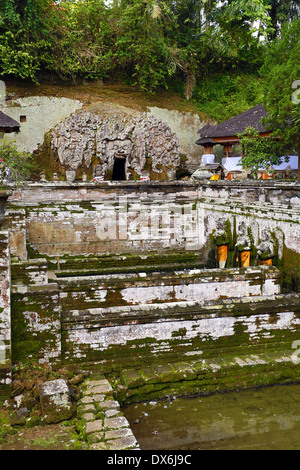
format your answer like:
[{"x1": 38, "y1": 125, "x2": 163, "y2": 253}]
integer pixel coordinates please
[
  {"x1": 52, "y1": 112, "x2": 100, "y2": 170},
  {"x1": 51, "y1": 110, "x2": 180, "y2": 180}
]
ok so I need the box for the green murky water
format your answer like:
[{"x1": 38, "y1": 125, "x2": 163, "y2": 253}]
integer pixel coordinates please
[{"x1": 122, "y1": 384, "x2": 300, "y2": 450}]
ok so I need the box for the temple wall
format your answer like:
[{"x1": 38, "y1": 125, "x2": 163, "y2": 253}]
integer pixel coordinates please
[
  {"x1": 5, "y1": 181, "x2": 300, "y2": 271},
  {"x1": 0, "y1": 180, "x2": 299, "y2": 398}
]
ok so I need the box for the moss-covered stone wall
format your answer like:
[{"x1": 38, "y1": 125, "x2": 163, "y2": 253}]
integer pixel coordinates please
[
  {"x1": 5, "y1": 182, "x2": 300, "y2": 286},
  {"x1": 57, "y1": 266, "x2": 280, "y2": 311},
  {"x1": 0, "y1": 231, "x2": 11, "y2": 399},
  {"x1": 11, "y1": 284, "x2": 61, "y2": 366},
  {"x1": 61, "y1": 292, "x2": 300, "y2": 373}
]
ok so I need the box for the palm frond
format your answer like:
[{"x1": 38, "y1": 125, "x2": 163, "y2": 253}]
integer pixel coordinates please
[
  {"x1": 152, "y1": 3, "x2": 161, "y2": 19},
  {"x1": 184, "y1": 71, "x2": 196, "y2": 100}
]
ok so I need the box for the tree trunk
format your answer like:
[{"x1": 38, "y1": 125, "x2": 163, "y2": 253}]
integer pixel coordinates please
[{"x1": 269, "y1": 1, "x2": 279, "y2": 40}]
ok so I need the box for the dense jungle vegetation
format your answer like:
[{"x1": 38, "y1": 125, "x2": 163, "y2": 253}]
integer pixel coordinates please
[{"x1": 0, "y1": 0, "x2": 299, "y2": 125}]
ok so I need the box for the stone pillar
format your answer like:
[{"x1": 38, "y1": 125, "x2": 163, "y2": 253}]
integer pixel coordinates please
[
  {"x1": 4, "y1": 209, "x2": 27, "y2": 260},
  {"x1": 0, "y1": 230, "x2": 11, "y2": 399}
]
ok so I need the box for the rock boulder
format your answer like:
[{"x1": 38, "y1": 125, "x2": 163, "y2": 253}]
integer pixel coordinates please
[{"x1": 39, "y1": 379, "x2": 73, "y2": 424}]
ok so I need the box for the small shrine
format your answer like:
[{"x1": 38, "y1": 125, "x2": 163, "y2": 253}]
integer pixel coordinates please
[
  {"x1": 195, "y1": 103, "x2": 298, "y2": 179},
  {"x1": 196, "y1": 103, "x2": 270, "y2": 158},
  {"x1": 0, "y1": 110, "x2": 20, "y2": 135}
]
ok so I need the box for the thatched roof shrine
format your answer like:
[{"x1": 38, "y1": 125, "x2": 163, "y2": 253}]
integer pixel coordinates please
[
  {"x1": 0, "y1": 110, "x2": 20, "y2": 133},
  {"x1": 196, "y1": 104, "x2": 271, "y2": 157}
]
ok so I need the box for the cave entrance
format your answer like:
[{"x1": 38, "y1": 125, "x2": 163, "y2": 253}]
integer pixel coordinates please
[{"x1": 112, "y1": 156, "x2": 126, "y2": 181}]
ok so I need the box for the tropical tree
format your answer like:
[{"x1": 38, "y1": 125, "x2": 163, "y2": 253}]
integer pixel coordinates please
[
  {"x1": 238, "y1": 127, "x2": 283, "y2": 176},
  {"x1": 155, "y1": 0, "x2": 272, "y2": 98},
  {"x1": 0, "y1": 0, "x2": 61, "y2": 81},
  {"x1": 261, "y1": 19, "x2": 300, "y2": 179},
  {"x1": 48, "y1": 0, "x2": 115, "y2": 81},
  {"x1": 265, "y1": 0, "x2": 300, "y2": 39},
  {"x1": 112, "y1": 0, "x2": 175, "y2": 92}
]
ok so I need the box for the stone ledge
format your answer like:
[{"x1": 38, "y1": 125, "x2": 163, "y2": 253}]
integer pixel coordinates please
[{"x1": 114, "y1": 351, "x2": 300, "y2": 405}]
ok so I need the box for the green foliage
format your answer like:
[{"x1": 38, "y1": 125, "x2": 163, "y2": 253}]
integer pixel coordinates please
[
  {"x1": 237, "y1": 126, "x2": 283, "y2": 174},
  {"x1": 261, "y1": 20, "x2": 300, "y2": 136},
  {"x1": 260, "y1": 19, "x2": 300, "y2": 177},
  {"x1": 0, "y1": 0, "x2": 282, "y2": 92},
  {"x1": 0, "y1": 32, "x2": 41, "y2": 81},
  {"x1": 0, "y1": 138, "x2": 37, "y2": 186},
  {"x1": 0, "y1": 0, "x2": 298, "y2": 114},
  {"x1": 0, "y1": 409, "x2": 17, "y2": 445},
  {"x1": 266, "y1": 0, "x2": 300, "y2": 40},
  {"x1": 47, "y1": 0, "x2": 115, "y2": 81},
  {"x1": 192, "y1": 72, "x2": 264, "y2": 122}
]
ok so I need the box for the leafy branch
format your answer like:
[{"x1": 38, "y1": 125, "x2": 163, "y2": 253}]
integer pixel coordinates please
[
  {"x1": 0, "y1": 138, "x2": 37, "y2": 187},
  {"x1": 237, "y1": 126, "x2": 284, "y2": 175}
]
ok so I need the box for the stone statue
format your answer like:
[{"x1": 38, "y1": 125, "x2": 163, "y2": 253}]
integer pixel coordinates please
[
  {"x1": 40, "y1": 171, "x2": 47, "y2": 182},
  {"x1": 235, "y1": 222, "x2": 251, "y2": 267},
  {"x1": 256, "y1": 229, "x2": 275, "y2": 264},
  {"x1": 235, "y1": 222, "x2": 251, "y2": 251},
  {"x1": 213, "y1": 219, "x2": 229, "y2": 268}
]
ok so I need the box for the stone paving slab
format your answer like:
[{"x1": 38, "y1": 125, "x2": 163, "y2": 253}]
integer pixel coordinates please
[{"x1": 77, "y1": 377, "x2": 139, "y2": 450}]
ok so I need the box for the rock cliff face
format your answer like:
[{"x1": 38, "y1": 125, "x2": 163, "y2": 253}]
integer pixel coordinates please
[{"x1": 51, "y1": 110, "x2": 180, "y2": 181}]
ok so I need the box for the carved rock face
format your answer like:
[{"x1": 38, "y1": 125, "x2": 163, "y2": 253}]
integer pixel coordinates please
[{"x1": 51, "y1": 110, "x2": 180, "y2": 180}]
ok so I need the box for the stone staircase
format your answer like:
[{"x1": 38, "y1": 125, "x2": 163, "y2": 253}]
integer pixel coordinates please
[{"x1": 76, "y1": 377, "x2": 139, "y2": 450}]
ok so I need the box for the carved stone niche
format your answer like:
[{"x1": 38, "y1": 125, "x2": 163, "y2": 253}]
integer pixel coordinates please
[
  {"x1": 93, "y1": 165, "x2": 103, "y2": 177},
  {"x1": 97, "y1": 138, "x2": 133, "y2": 181}
]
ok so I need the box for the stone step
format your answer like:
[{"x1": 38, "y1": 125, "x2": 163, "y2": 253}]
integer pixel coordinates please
[
  {"x1": 57, "y1": 266, "x2": 281, "y2": 312},
  {"x1": 114, "y1": 350, "x2": 300, "y2": 405},
  {"x1": 61, "y1": 292, "x2": 300, "y2": 327},
  {"x1": 77, "y1": 378, "x2": 140, "y2": 450}
]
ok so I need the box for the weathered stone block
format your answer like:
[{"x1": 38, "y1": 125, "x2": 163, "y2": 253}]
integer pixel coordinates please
[
  {"x1": 76, "y1": 403, "x2": 97, "y2": 417},
  {"x1": 11, "y1": 283, "x2": 61, "y2": 365},
  {"x1": 105, "y1": 428, "x2": 133, "y2": 440},
  {"x1": 85, "y1": 419, "x2": 103, "y2": 434},
  {"x1": 103, "y1": 416, "x2": 129, "y2": 430},
  {"x1": 11, "y1": 259, "x2": 48, "y2": 286},
  {"x1": 106, "y1": 436, "x2": 138, "y2": 450},
  {"x1": 84, "y1": 383, "x2": 113, "y2": 396},
  {"x1": 3, "y1": 209, "x2": 27, "y2": 261},
  {"x1": 100, "y1": 400, "x2": 120, "y2": 410},
  {"x1": 88, "y1": 442, "x2": 108, "y2": 450},
  {"x1": 120, "y1": 369, "x2": 144, "y2": 388},
  {"x1": 39, "y1": 379, "x2": 73, "y2": 424}
]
